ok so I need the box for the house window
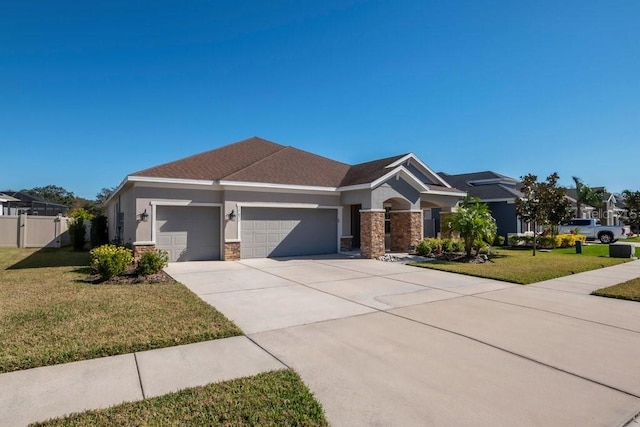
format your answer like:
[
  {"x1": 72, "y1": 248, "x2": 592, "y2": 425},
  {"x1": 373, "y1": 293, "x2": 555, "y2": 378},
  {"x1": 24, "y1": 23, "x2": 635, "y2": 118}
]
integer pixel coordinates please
[{"x1": 385, "y1": 207, "x2": 391, "y2": 234}]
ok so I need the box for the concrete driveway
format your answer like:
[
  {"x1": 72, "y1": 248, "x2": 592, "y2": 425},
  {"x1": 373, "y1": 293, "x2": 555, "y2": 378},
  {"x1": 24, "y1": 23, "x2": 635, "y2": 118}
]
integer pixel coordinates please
[{"x1": 166, "y1": 256, "x2": 640, "y2": 427}]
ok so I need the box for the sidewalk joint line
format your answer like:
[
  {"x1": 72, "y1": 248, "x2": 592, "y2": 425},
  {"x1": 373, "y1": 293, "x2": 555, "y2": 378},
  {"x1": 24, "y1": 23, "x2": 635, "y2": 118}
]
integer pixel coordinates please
[
  {"x1": 244, "y1": 336, "x2": 292, "y2": 370},
  {"x1": 133, "y1": 353, "x2": 146, "y2": 399},
  {"x1": 623, "y1": 409, "x2": 640, "y2": 427},
  {"x1": 471, "y1": 294, "x2": 640, "y2": 335}
]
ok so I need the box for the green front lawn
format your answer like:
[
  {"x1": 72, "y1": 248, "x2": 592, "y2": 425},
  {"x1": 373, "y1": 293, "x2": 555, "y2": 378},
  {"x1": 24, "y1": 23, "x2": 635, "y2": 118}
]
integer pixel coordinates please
[
  {"x1": 0, "y1": 247, "x2": 242, "y2": 374},
  {"x1": 592, "y1": 278, "x2": 640, "y2": 302},
  {"x1": 625, "y1": 236, "x2": 640, "y2": 242},
  {"x1": 412, "y1": 245, "x2": 634, "y2": 285},
  {"x1": 34, "y1": 370, "x2": 328, "y2": 427}
]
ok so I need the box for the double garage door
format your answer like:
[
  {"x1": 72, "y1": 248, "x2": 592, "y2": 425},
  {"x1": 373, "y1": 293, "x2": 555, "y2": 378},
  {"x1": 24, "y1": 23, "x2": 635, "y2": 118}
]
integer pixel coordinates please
[
  {"x1": 241, "y1": 208, "x2": 338, "y2": 259},
  {"x1": 156, "y1": 206, "x2": 221, "y2": 262},
  {"x1": 156, "y1": 206, "x2": 338, "y2": 261}
]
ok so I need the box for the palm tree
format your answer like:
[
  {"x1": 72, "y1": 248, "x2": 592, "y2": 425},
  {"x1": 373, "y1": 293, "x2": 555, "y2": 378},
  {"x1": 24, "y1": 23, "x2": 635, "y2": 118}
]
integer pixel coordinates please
[{"x1": 572, "y1": 176, "x2": 604, "y2": 218}]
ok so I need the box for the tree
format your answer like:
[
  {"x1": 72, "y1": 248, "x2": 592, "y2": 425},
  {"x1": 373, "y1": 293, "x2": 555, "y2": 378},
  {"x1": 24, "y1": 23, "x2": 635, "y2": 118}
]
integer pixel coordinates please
[
  {"x1": 544, "y1": 173, "x2": 573, "y2": 236},
  {"x1": 622, "y1": 190, "x2": 640, "y2": 234},
  {"x1": 22, "y1": 185, "x2": 76, "y2": 207},
  {"x1": 516, "y1": 173, "x2": 571, "y2": 256},
  {"x1": 95, "y1": 187, "x2": 115, "y2": 206},
  {"x1": 572, "y1": 176, "x2": 604, "y2": 218},
  {"x1": 448, "y1": 196, "x2": 497, "y2": 257}
]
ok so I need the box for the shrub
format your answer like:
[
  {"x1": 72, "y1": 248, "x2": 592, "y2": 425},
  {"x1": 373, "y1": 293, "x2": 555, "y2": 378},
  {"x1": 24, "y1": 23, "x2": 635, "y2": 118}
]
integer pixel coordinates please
[
  {"x1": 416, "y1": 239, "x2": 436, "y2": 256},
  {"x1": 558, "y1": 233, "x2": 587, "y2": 248},
  {"x1": 90, "y1": 244, "x2": 133, "y2": 279},
  {"x1": 137, "y1": 250, "x2": 169, "y2": 276},
  {"x1": 493, "y1": 235, "x2": 506, "y2": 246},
  {"x1": 68, "y1": 208, "x2": 94, "y2": 251},
  {"x1": 90, "y1": 215, "x2": 109, "y2": 248},
  {"x1": 441, "y1": 238, "x2": 455, "y2": 253},
  {"x1": 451, "y1": 239, "x2": 465, "y2": 253},
  {"x1": 507, "y1": 233, "x2": 586, "y2": 249},
  {"x1": 416, "y1": 238, "x2": 466, "y2": 256}
]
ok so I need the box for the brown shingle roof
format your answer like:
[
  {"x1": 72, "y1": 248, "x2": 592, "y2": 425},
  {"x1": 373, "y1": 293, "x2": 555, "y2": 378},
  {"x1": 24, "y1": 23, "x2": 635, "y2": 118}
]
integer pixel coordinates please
[
  {"x1": 340, "y1": 154, "x2": 407, "y2": 187},
  {"x1": 130, "y1": 137, "x2": 458, "y2": 191},
  {"x1": 224, "y1": 146, "x2": 350, "y2": 187},
  {"x1": 132, "y1": 137, "x2": 285, "y2": 180}
]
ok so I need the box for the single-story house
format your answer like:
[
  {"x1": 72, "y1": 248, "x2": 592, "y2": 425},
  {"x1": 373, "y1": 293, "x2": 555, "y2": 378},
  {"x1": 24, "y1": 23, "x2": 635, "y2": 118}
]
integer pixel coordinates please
[
  {"x1": 0, "y1": 193, "x2": 20, "y2": 216},
  {"x1": 0, "y1": 191, "x2": 68, "y2": 216},
  {"x1": 105, "y1": 137, "x2": 465, "y2": 261},
  {"x1": 437, "y1": 171, "x2": 526, "y2": 238}
]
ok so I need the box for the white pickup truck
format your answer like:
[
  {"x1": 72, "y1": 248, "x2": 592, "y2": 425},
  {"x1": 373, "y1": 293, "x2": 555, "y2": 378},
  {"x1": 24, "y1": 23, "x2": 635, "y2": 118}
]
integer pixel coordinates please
[{"x1": 558, "y1": 219, "x2": 629, "y2": 244}]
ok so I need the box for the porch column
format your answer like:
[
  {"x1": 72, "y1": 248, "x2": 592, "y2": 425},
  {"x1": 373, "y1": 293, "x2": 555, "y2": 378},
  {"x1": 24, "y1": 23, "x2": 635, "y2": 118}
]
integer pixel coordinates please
[
  {"x1": 390, "y1": 211, "x2": 423, "y2": 252},
  {"x1": 360, "y1": 210, "x2": 385, "y2": 259}
]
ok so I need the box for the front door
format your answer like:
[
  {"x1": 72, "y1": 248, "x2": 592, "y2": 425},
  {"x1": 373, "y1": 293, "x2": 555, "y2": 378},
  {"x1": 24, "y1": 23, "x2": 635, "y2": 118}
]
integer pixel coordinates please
[{"x1": 350, "y1": 204, "x2": 361, "y2": 248}]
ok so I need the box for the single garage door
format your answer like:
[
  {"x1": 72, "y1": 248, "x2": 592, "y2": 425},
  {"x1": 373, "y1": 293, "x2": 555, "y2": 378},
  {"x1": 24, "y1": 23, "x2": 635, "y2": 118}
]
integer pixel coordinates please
[
  {"x1": 156, "y1": 206, "x2": 221, "y2": 262},
  {"x1": 241, "y1": 208, "x2": 338, "y2": 259}
]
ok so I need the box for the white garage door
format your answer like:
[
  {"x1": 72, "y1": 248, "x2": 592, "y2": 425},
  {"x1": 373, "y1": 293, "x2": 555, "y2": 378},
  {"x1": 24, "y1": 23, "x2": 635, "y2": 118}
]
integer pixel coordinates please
[
  {"x1": 241, "y1": 208, "x2": 338, "y2": 259},
  {"x1": 156, "y1": 206, "x2": 221, "y2": 262}
]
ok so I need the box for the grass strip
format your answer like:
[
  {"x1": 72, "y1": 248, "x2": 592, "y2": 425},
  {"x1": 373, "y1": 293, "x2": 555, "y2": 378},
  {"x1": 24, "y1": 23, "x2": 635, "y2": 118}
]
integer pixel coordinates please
[{"x1": 33, "y1": 370, "x2": 328, "y2": 427}]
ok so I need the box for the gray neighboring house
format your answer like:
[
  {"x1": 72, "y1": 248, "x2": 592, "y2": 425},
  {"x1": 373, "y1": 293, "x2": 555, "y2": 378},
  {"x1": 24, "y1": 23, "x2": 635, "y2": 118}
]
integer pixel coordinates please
[
  {"x1": 105, "y1": 137, "x2": 465, "y2": 262},
  {"x1": 0, "y1": 191, "x2": 69, "y2": 216},
  {"x1": 565, "y1": 188, "x2": 626, "y2": 226},
  {"x1": 438, "y1": 171, "x2": 526, "y2": 239}
]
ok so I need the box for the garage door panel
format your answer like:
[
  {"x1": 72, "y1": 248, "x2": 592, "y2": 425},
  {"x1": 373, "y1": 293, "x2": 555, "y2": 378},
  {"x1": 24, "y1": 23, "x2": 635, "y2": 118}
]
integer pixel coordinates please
[
  {"x1": 156, "y1": 206, "x2": 220, "y2": 262},
  {"x1": 241, "y1": 208, "x2": 337, "y2": 259}
]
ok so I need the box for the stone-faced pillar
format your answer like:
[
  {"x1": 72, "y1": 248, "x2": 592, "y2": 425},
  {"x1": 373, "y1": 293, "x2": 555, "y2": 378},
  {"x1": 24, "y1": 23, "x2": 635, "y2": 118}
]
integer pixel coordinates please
[
  {"x1": 390, "y1": 211, "x2": 423, "y2": 252},
  {"x1": 360, "y1": 210, "x2": 385, "y2": 258},
  {"x1": 224, "y1": 241, "x2": 241, "y2": 261}
]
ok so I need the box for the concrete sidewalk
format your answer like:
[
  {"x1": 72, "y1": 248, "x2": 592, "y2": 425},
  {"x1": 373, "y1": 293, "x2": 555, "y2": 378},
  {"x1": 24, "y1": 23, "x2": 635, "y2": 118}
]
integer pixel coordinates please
[
  {"x1": 0, "y1": 336, "x2": 285, "y2": 426},
  {"x1": 532, "y1": 258, "x2": 640, "y2": 294}
]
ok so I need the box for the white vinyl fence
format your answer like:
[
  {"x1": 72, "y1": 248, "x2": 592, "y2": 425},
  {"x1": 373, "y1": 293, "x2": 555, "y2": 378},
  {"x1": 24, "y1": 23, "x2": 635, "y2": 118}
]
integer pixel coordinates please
[{"x1": 0, "y1": 215, "x2": 71, "y2": 248}]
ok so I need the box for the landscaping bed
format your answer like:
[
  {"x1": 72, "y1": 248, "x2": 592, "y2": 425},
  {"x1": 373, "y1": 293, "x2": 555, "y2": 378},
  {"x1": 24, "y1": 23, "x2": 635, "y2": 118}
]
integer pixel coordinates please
[
  {"x1": 33, "y1": 370, "x2": 328, "y2": 427},
  {"x1": 411, "y1": 246, "x2": 632, "y2": 284},
  {"x1": 0, "y1": 247, "x2": 242, "y2": 374}
]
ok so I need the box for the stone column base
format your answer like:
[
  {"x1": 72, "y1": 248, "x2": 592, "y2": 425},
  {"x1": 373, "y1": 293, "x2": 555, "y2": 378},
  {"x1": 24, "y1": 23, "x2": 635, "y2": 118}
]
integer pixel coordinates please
[
  {"x1": 133, "y1": 244, "x2": 156, "y2": 261},
  {"x1": 224, "y1": 241, "x2": 241, "y2": 261},
  {"x1": 390, "y1": 211, "x2": 423, "y2": 252},
  {"x1": 360, "y1": 211, "x2": 385, "y2": 259},
  {"x1": 340, "y1": 236, "x2": 353, "y2": 252}
]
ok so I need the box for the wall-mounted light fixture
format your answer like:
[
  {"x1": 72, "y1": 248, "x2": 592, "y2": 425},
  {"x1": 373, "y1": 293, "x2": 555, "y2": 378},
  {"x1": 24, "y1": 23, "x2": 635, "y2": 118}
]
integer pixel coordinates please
[
  {"x1": 227, "y1": 209, "x2": 236, "y2": 221},
  {"x1": 139, "y1": 209, "x2": 149, "y2": 222}
]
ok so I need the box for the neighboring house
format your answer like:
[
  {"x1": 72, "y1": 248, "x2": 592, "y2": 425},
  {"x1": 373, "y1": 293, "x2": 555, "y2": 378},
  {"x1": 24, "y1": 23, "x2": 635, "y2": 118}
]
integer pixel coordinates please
[
  {"x1": 0, "y1": 193, "x2": 20, "y2": 216},
  {"x1": 105, "y1": 137, "x2": 465, "y2": 261},
  {"x1": 0, "y1": 191, "x2": 68, "y2": 216},
  {"x1": 565, "y1": 188, "x2": 626, "y2": 226},
  {"x1": 564, "y1": 188, "x2": 596, "y2": 220},
  {"x1": 438, "y1": 171, "x2": 525, "y2": 238}
]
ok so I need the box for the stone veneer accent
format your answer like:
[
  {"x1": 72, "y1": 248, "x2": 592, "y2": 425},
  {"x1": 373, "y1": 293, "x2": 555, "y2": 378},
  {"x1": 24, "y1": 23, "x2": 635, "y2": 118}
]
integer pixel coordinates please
[
  {"x1": 360, "y1": 211, "x2": 385, "y2": 259},
  {"x1": 390, "y1": 211, "x2": 423, "y2": 253},
  {"x1": 340, "y1": 236, "x2": 353, "y2": 252},
  {"x1": 132, "y1": 243, "x2": 156, "y2": 261},
  {"x1": 224, "y1": 241, "x2": 241, "y2": 261}
]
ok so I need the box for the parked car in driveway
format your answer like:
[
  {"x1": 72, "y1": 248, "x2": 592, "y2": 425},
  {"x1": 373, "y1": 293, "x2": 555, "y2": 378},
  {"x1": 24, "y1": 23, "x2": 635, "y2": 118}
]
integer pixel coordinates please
[{"x1": 558, "y1": 218, "x2": 629, "y2": 244}]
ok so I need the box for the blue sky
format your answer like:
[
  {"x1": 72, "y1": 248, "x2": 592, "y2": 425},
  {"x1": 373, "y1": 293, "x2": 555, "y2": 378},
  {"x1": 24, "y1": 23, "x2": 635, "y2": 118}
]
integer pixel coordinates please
[{"x1": 2, "y1": 0, "x2": 638, "y2": 199}]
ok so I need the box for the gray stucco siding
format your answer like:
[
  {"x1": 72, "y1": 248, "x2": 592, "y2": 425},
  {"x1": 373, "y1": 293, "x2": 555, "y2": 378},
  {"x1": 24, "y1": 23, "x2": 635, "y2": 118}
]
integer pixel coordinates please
[
  {"x1": 405, "y1": 163, "x2": 437, "y2": 185},
  {"x1": 372, "y1": 180, "x2": 420, "y2": 210}
]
